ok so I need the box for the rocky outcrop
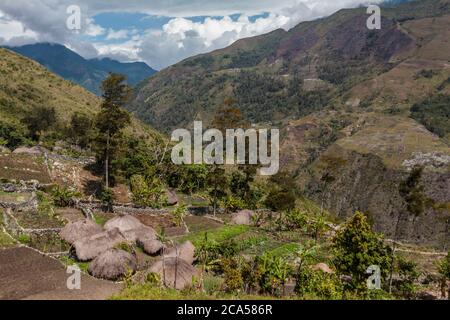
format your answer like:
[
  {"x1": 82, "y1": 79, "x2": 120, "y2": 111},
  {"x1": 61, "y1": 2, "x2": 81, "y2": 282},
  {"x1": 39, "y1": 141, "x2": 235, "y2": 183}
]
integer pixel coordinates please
[{"x1": 307, "y1": 147, "x2": 450, "y2": 248}]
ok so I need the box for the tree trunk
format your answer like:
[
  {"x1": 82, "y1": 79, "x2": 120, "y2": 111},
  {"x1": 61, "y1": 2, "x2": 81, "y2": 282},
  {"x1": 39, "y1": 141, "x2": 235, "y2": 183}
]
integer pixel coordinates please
[
  {"x1": 389, "y1": 212, "x2": 403, "y2": 294},
  {"x1": 162, "y1": 247, "x2": 166, "y2": 287},
  {"x1": 105, "y1": 132, "x2": 110, "y2": 189},
  {"x1": 174, "y1": 246, "x2": 179, "y2": 289},
  {"x1": 213, "y1": 185, "x2": 217, "y2": 217}
]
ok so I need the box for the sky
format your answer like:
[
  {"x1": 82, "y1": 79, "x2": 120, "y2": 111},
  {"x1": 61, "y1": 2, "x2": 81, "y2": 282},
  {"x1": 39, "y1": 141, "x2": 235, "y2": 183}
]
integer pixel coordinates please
[{"x1": 0, "y1": 0, "x2": 384, "y2": 70}]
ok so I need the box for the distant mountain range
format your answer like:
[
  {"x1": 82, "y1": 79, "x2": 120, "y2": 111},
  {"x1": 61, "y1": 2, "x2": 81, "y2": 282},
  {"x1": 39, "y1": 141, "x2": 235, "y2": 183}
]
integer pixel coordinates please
[{"x1": 7, "y1": 43, "x2": 157, "y2": 95}]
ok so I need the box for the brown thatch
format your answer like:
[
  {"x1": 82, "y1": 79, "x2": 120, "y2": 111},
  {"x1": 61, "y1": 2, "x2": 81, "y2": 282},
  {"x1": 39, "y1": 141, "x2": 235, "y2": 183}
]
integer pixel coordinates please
[
  {"x1": 165, "y1": 189, "x2": 179, "y2": 206},
  {"x1": 73, "y1": 228, "x2": 126, "y2": 261},
  {"x1": 104, "y1": 214, "x2": 143, "y2": 233},
  {"x1": 60, "y1": 219, "x2": 103, "y2": 245},
  {"x1": 312, "y1": 263, "x2": 334, "y2": 274},
  {"x1": 88, "y1": 249, "x2": 137, "y2": 281},
  {"x1": 149, "y1": 257, "x2": 199, "y2": 290},
  {"x1": 126, "y1": 225, "x2": 157, "y2": 243},
  {"x1": 104, "y1": 215, "x2": 156, "y2": 242},
  {"x1": 231, "y1": 210, "x2": 256, "y2": 225},
  {"x1": 165, "y1": 241, "x2": 196, "y2": 264},
  {"x1": 137, "y1": 239, "x2": 164, "y2": 255},
  {"x1": 12, "y1": 146, "x2": 47, "y2": 155}
]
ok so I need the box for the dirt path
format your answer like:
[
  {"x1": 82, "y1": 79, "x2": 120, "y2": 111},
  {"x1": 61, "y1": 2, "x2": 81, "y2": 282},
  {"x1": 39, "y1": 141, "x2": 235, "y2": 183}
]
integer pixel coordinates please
[{"x1": 0, "y1": 247, "x2": 122, "y2": 300}]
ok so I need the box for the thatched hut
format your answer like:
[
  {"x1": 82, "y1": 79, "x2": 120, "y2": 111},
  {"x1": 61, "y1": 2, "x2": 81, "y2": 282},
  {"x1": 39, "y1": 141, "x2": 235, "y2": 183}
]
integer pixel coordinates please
[
  {"x1": 165, "y1": 241, "x2": 196, "y2": 264},
  {"x1": 104, "y1": 214, "x2": 157, "y2": 242},
  {"x1": 149, "y1": 257, "x2": 199, "y2": 290},
  {"x1": 60, "y1": 219, "x2": 103, "y2": 245},
  {"x1": 137, "y1": 239, "x2": 164, "y2": 255},
  {"x1": 73, "y1": 228, "x2": 126, "y2": 261},
  {"x1": 165, "y1": 189, "x2": 179, "y2": 206},
  {"x1": 88, "y1": 248, "x2": 137, "y2": 281},
  {"x1": 231, "y1": 210, "x2": 256, "y2": 225},
  {"x1": 312, "y1": 263, "x2": 334, "y2": 274}
]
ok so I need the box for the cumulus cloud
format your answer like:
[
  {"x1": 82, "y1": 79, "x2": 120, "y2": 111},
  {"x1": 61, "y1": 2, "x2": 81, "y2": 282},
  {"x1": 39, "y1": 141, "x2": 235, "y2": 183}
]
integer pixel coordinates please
[{"x1": 0, "y1": 0, "x2": 385, "y2": 68}]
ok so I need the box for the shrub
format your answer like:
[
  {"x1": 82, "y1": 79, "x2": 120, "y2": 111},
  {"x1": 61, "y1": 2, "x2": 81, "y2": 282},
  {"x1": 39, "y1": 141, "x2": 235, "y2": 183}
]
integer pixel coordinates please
[
  {"x1": 130, "y1": 175, "x2": 167, "y2": 208},
  {"x1": 0, "y1": 121, "x2": 29, "y2": 149},
  {"x1": 222, "y1": 195, "x2": 246, "y2": 212},
  {"x1": 51, "y1": 185, "x2": 80, "y2": 207},
  {"x1": 295, "y1": 268, "x2": 343, "y2": 299},
  {"x1": 332, "y1": 212, "x2": 392, "y2": 292},
  {"x1": 394, "y1": 256, "x2": 420, "y2": 299},
  {"x1": 171, "y1": 204, "x2": 188, "y2": 227},
  {"x1": 221, "y1": 258, "x2": 244, "y2": 292},
  {"x1": 285, "y1": 209, "x2": 308, "y2": 229}
]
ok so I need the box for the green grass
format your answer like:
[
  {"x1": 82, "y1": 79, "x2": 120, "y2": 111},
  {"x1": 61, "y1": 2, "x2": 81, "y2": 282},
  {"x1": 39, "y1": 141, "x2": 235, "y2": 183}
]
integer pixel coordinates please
[
  {"x1": 0, "y1": 230, "x2": 15, "y2": 248},
  {"x1": 179, "y1": 225, "x2": 251, "y2": 247},
  {"x1": 93, "y1": 214, "x2": 108, "y2": 227},
  {"x1": 60, "y1": 256, "x2": 89, "y2": 273},
  {"x1": 267, "y1": 243, "x2": 303, "y2": 258},
  {"x1": 112, "y1": 282, "x2": 284, "y2": 300}
]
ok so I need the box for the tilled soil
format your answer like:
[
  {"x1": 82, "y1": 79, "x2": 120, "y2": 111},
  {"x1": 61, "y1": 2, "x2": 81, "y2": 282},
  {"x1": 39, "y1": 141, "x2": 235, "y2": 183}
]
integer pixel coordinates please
[{"x1": 0, "y1": 247, "x2": 121, "y2": 300}]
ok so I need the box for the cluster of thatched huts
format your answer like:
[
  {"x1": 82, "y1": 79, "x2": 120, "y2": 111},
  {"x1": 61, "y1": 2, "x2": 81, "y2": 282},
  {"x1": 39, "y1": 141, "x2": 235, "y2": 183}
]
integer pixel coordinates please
[{"x1": 60, "y1": 215, "x2": 198, "y2": 289}]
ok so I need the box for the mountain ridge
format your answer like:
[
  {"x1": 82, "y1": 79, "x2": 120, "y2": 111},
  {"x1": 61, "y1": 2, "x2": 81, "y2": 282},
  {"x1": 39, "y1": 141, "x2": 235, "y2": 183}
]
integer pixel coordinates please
[{"x1": 6, "y1": 43, "x2": 157, "y2": 96}]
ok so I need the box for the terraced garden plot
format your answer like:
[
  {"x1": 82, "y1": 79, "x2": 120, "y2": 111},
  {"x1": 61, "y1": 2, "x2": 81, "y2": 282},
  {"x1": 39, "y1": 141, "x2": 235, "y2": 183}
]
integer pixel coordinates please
[
  {"x1": 184, "y1": 215, "x2": 223, "y2": 233},
  {"x1": 0, "y1": 191, "x2": 33, "y2": 204},
  {"x1": 0, "y1": 230, "x2": 15, "y2": 248},
  {"x1": 0, "y1": 154, "x2": 51, "y2": 183},
  {"x1": 14, "y1": 210, "x2": 65, "y2": 229}
]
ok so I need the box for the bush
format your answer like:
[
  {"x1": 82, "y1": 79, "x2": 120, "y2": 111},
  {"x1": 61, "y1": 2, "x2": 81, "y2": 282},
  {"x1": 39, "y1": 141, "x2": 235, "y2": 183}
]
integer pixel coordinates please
[
  {"x1": 222, "y1": 195, "x2": 246, "y2": 212},
  {"x1": 51, "y1": 185, "x2": 80, "y2": 207},
  {"x1": 295, "y1": 268, "x2": 343, "y2": 299},
  {"x1": 264, "y1": 189, "x2": 296, "y2": 212},
  {"x1": 21, "y1": 106, "x2": 57, "y2": 140},
  {"x1": 171, "y1": 204, "x2": 188, "y2": 227},
  {"x1": 285, "y1": 209, "x2": 308, "y2": 229},
  {"x1": 332, "y1": 212, "x2": 392, "y2": 292},
  {"x1": 221, "y1": 258, "x2": 244, "y2": 292},
  {"x1": 130, "y1": 174, "x2": 167, "y2": 208},
  {"x1": 0, "y1": 121, "x2": 29, "y2": 149},
  {"x1": 394, "y1": 256, "x2": 420, "y2": 299}
]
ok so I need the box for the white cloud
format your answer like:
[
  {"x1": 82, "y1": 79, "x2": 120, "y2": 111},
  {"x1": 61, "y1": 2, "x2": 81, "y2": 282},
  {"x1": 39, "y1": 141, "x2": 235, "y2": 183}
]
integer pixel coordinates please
[
  {"x1": 105, "y1": 28, "x2": 130, "y2": 40},
  {"x1": 85, "y1": 18, "x2": 106, "y2": 37},
  {"x1": 0, "y1": 10, "x2": 38, "y2": 43},
  {"x1": 0, "y1": 0, "x2": 386, "y2": 68}
]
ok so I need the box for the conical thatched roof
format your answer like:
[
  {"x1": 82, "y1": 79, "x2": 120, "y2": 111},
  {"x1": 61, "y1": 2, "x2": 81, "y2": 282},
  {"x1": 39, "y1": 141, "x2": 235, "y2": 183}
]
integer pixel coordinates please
[
  {"x1": 165, "y1": 241, "x2": 196, "y2": 264},
  {"x1": 137, "y1": 239, "x2": 164, "y2": 255},
  {"x1": 60, "y1": 219, "x2": 103, "y2": 245},
  {"x1": 104, "y1": 215, "x2": 157, "y2": 242},
  {"x1": 149, "y1": 257, "x2": 199, "y2": 290},
  {"x1": 165, "y1": 189, "x2": 178, "y2": 206},
  {"x1": 73, "y1": 228, "x2": 127, "y2": 261},
  {"x1": 231, "y1": 210, "x2": 256, "y2": 225},
  {"x1": 125, "y1": 225, "x2": 157, "y2": 243},
  {"x1": 312, "y1": 263, "x2": 334, "y2": 274},
  {"x1": 88, "y1": 249, "x2": 137, "y2": 281}
]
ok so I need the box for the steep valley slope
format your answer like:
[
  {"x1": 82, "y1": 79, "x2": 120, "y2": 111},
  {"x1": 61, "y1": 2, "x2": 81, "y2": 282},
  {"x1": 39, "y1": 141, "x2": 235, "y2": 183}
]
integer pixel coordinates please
[{"x1": 129, "y1": 0, "x2": 450, "y2": 248}]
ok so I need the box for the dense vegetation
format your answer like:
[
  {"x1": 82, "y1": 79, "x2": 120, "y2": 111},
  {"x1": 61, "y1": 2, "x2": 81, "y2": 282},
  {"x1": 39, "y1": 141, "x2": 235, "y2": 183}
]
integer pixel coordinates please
[{"x1": 410, "y1": 94, "x2": 450, "y2": 139}]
